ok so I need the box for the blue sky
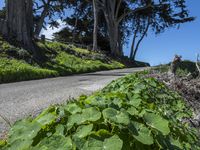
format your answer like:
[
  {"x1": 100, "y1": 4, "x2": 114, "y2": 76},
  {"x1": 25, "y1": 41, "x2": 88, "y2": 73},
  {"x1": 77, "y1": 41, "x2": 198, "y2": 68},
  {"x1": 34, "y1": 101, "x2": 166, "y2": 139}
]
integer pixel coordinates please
[
  {"x1": 0, "y1": 1, "x2": 199, "y2": 66},
  {"x1": 124, "y1": 0, "x2": 200, "y2": 66}
]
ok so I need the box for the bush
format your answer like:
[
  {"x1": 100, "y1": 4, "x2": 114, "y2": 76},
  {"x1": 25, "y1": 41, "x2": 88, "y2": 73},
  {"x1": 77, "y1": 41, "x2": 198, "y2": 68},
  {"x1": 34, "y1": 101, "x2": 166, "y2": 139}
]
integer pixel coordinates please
[
  {"x1": 1, "y1": 73, "x2": 199, "y2": 150},
  {"x1": 178, "y1": 60, "x2": 197, "y2": 74},
  {"x1": 154, "y1": 60, "x2": 197, "y2": 76}
]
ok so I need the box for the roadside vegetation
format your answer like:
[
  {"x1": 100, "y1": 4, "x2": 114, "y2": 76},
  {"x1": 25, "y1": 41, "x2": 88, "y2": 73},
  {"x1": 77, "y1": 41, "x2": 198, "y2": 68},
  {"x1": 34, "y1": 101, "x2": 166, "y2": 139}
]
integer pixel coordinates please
[
  {"x1": 154, "y1": 60, "x2": 198, "y2": 77},
  {"x1": 0, "y1": 0, "x2": 199, "y2": 149},
  {"x1": 0, "y1": 71, "x2": 199, "y2": 149},
  {"x1": 0, "y1": 38, "x2": 127, "y2": 83}
]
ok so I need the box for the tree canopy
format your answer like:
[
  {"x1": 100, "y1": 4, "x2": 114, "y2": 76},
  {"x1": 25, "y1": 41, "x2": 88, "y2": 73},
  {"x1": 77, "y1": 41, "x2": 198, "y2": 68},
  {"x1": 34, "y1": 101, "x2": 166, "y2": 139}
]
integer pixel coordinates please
[{"x1": 0, "y1": 0, "x2": 195, "y2": 59}]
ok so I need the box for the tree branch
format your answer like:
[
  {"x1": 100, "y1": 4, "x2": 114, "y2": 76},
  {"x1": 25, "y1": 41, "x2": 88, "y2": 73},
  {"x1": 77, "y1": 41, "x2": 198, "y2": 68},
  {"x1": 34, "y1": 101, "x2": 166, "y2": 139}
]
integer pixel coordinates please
[
  {"x1": 132, "y1": 17, "x2": 150, "y2": 59},
  {"x1": 115, "y1": 0, "x2": 122, "y2": 19},
  {"x1": 117, "y1": 4, "x2": 152, "y2": 24}
]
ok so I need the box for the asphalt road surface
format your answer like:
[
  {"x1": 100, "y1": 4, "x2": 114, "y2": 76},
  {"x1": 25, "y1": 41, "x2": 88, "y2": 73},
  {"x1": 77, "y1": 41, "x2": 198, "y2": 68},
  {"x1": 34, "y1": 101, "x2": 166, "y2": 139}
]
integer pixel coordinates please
[{"x1": 0, "y1": 68, "x2": 146, "y2": 137}]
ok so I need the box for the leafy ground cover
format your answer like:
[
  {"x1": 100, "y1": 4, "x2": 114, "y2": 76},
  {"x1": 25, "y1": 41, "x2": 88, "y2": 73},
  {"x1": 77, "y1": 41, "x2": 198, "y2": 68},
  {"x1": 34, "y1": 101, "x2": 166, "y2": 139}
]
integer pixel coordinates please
[
  {"x1": 1, "y1": 72, "x2": 199, "y2": 150},
  {"x1": 149, "y1": 61, "x2": 200, "y2": 130},
  {"x1": 0, "y1": 38, "x2": 125, "y2": 83}
]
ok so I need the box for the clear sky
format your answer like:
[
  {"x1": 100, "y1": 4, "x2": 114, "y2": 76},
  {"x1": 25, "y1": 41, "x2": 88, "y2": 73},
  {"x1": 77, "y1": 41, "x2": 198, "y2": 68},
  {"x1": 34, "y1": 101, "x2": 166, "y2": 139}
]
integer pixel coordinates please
[
  {"x1": 0, "y1": 0, "x2": 199, "y2": 66},
  {"x1": 124, "y1": 0, "x2": 200, "y2": 66}
]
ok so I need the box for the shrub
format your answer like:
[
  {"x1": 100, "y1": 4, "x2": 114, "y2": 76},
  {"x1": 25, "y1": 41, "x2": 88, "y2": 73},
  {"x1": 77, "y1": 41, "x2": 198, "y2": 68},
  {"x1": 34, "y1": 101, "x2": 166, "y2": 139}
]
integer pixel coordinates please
[
  {"x1": 178, "y1": 60, "x2": 197, "y2": 74},
  {"x1": 1, "y1": 73, "x2": 199, "y2": 149},
  {"x1": 155, "y1": 60, "x2": 197, "y2": 76}
]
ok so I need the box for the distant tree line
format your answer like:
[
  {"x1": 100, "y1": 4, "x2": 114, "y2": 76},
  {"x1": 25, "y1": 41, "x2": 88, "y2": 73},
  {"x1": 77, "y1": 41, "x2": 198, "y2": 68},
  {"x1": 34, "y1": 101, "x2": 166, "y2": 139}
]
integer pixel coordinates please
[{"x1": 0, "y1": 0, "x2": 194, "y2": 60}]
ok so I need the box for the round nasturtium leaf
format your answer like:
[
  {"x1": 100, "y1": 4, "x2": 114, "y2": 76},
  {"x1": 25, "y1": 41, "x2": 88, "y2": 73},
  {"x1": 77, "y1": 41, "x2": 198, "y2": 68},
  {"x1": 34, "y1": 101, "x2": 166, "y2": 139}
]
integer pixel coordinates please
[
  {"x1": 144, "y1": 112, "x2": 170, "y2": 135},
  {"x1": 33, "y1": 135, "x2": 73, "y2": 150},
  {"x1": 103, "y1": 135, "x2": 123, "y2": 150},
  {"x1": 128, "y1": 94, "x2": 142, "y2": 107},
  {"x1": 67, "y1": 107, "x2": 101, "y2": 130},
  {"x1": 8, "y1": 120, "x2": 41, "y2": 144},
  {"x1": 6, "y1": 138, "x2": 33, "y2": 150},
  {"x1": 35, "y1": 113, "x2": 57, "y2": 127},
  {"x1": 67, "y1": 113, "x2": 83, "y2": 130},
  {"x1": 65, "y1": 103, "x2": 82, "y2": 114},
  {"x1": 83, "y1": 135, "x2": 123, "y2": 150},
  {"x1": 127, "y1": 107, "x2": 139, "y2": 116},
  {"x1": 73, "y1": 124, "x2": 93, "y2": 139},
  {"x1": 102, "y1": 108, "x2": 130, "y2": 125},
  {"x1": 128, "y1": 121, "x2": 154, "y2": 145},
  {"x1": 81, "y1": 107, "x2": 102, "y2": 122}
]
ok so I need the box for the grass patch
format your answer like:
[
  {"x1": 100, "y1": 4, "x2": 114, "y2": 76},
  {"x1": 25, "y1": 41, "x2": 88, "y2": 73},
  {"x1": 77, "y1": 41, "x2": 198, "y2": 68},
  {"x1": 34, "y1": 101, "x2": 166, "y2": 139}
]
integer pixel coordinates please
[
  {"x1": 0, "y1": 58, "x2": 58, "y2": 83},
  {"x1": 1, "y1": 72, "x2": 199, "y2": 149}
]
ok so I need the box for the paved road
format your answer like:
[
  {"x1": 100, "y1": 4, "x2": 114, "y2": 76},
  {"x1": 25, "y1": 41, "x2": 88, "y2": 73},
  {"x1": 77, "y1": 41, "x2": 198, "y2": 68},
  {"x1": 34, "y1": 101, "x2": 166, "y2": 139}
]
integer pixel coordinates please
[{"x1": 0, "y1": 68, "x2": 146, "y2": 137}]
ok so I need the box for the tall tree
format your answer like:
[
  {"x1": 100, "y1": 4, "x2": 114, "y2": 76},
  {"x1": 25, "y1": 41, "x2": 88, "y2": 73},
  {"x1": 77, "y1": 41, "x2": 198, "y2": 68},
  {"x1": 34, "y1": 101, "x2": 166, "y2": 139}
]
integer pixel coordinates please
[
  {"x1": 95, "y1": 0, "x2": 194, "y2": 57},
  {"x1": 129, "y1": 0, "x2": 194, "y2": 60},
  {"x1": 130, "y1": 17, "x2": 150, "y2": 60},
  {"x1": 53, "y1": 8, "x2": 111, "y2": 52}
]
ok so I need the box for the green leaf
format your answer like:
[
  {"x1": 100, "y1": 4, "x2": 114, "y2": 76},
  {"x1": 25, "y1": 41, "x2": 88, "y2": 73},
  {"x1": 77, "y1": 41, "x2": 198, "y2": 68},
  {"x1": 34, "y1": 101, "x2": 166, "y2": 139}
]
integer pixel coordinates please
[
  {"x1": 8, "y1": 120, "x2": 41, "y2": 144},
  {"x1": 83, "y1": 137, "x2": 103, "y2": 150},
  {"x1": 67, "y1": 114, "x2": 83, "y2": 130},
  {"x1": 34, "y1": 113, "x2": 57, "y2": 127},
  {"x1": 133, "y1": 83, "x2": 146, "y2": 94},
  {"x1": 67, "y1": 107, "x2": 101, "y2": 129},
  {"x1": 55, "y1": 124, "x2": 65, "y2": 136},
  {"x1": 83, "y1": 135, "x2": 123, "y2": 150},
  {"x1": 144, "y1": 112, "x2": 170, "y2": 135},
  {"x1": 33, "y1": 135, "x2": 72, "y2": 150},
  {"x1": 103, "y1": 108, "x2": 130, "y2": 125},
  {"x1": 127, "y1": 107, "x2": 139, "y2": 116},
  {"x1": 128, "y1": 94, "x2": 142, "y2": 107},
  {"x1": 103, "y1": 135, "x2": 123, "y2": 150},
  {"x1": 170, "y1": 138, "x2": 183, "y2": 149},
  {"x1": 73, "y1": 124, "x2": 93, "y2": 139},
  {"x1": 65, "y1": 103, "x2": 82, "y2": 114},
  {"x1": 6, "y1": 139, "x2": 33, "y2": 150},
  {"x1": 128, "y1": 121, "x2": 154, "y2": 145},
  {"x1": 81, "y1": 107, "x2": 102, "y2": 122}
]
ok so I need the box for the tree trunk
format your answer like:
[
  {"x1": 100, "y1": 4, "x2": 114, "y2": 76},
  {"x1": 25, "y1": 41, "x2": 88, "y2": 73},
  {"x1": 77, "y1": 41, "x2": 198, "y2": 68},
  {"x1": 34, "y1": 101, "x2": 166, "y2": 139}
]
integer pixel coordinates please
[
  {"x1": 118, "y1": 31, "x2": 123, "y2": 56},
  {"x1": 108, "y1": 24, "x2": 120, "y2": 56},
  {"x1": 130, "y1": 28, "x2": 138, "y2": 59},
  {"x1": 131, "y1": 18, "x2": 150, "y2": 60},
  {"x1": 72, "y1": 15, "x2": 78, "y2": 43},
  {"x1": 104, "y1": 14, "x2": 121, "y2": 56},
  {"x1": 0, "y1": 19, "x2": 7, "y2": 35},
  {"x1": 102, "y1": 0, "x2": 122, "y2": 57},
  {"x1": 5, "y1": 0, "x2": 34, "y2": 51},
  {"x1": 92, "y1": 0, "x2": 98, "y2": 51}
]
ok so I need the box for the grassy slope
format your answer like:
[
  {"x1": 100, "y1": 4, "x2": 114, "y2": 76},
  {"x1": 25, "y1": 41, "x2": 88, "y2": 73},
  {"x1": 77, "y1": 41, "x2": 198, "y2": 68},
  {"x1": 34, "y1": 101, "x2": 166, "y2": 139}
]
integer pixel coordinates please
[
  {"x1": 1, "y1": 71, "x2": 199, "y2": 149},
  {"x1": 0, "y1": 38, "x2": 124, "y2": 83}
]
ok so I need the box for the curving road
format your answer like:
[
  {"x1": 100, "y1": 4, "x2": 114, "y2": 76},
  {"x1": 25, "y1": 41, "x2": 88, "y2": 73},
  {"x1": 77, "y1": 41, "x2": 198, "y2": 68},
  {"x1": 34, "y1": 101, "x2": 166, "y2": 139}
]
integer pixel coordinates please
[{"x1": 0, "y1": 68, "x2": 146, "y2": 138}]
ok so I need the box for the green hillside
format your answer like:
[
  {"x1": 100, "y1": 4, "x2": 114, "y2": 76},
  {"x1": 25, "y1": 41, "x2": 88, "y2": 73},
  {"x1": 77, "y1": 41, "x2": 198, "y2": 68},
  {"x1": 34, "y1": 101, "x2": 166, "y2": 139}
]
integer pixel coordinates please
[{"x1": 0, "y1": 37, "x2": 126, "y2": 83}]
